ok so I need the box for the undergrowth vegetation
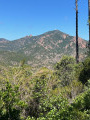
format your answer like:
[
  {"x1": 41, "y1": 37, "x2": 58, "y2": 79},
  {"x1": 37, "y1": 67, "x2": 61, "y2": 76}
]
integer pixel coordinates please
[{"x1": 0, "y1": 56, "x2": 90, "y2": 120}]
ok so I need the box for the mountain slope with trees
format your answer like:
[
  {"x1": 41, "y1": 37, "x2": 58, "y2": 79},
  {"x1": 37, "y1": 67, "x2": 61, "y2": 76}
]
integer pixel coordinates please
[{"x1": 0, "y1": 30, "x2": 87, "y2": 67}]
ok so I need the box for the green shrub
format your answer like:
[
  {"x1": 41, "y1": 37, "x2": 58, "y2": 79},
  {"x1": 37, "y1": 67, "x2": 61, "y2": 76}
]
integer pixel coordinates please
[
  {"x1": 79, "y1": 57, "x2": 90, "y2": 84},
  {"x1": 54, "y1": 56, "x2": 75, "y2": 86},
  {"x1": 72, "y1": 89, "x2": 90, "y2": 111},
  {"x1": 0, "y1": 82, "x2": 26, "y2": 120}
]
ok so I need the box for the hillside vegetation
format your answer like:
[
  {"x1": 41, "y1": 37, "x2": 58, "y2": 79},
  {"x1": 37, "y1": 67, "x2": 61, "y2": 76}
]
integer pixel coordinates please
[
  {"x1": 0, "y1": 30, "x2": 87, "y2": 67},
  {"x1": 0, "y1": 56, "x2": 90, "y2": 120}
]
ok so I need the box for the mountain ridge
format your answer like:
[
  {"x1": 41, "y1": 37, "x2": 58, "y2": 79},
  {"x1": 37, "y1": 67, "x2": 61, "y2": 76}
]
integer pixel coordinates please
[{"x1": 0, "y1": 30, "x2": 87, "y2": 68}]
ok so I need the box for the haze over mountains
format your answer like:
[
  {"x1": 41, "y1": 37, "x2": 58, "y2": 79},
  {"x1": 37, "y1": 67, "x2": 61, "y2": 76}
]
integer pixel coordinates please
[{"x1": 0, "y1": 30, "x2": 87, "y2": 67}]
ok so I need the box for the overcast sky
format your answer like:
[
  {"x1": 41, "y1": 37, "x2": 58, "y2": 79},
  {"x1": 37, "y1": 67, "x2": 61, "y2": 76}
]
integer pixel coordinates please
[{"x1": 0, "y1": 0, "x2": 88, "y2": 40}]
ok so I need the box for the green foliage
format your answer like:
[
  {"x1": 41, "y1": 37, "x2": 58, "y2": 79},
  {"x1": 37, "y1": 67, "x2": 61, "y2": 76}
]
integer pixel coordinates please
[
  {"x1": 70, "y1": 89, "x2": 90, "y2": 120},
  {"x1": 0, "y1": 82, "x2": 26, "y2": 120},
  {"x1": 55, "y1": 56, "x2": 76, "y2": 86},
  {"x1": 37, "y1": 93, "x2": 90, "y2": 120},
  {"x1": 79, "y1": 57, "x2": 90, "y2": 84},
  {"x1": 1, "y1": 65, "x2": 32, "y2": 102},
  {"x1": 55, "y1": 56, "x2": 75, "y2": 69},
  {"x1": 72, "y1": 89, "x2": 90, "y2": 111},
  {"x1": 26, "y1": 116, "x2": 35, "y2": 120},
  {"x1": 26, "y1": 74, "x2": 48, "y2": 118},
  {"x1": 0, "y1": 55, "x2": 90, "y2": 120},
  {"x1": 44, "y1": 95, "x2": 69, "y2": 120},
  {"x1": 85, "y1": 79, "x2": 90, "y2": 89}
]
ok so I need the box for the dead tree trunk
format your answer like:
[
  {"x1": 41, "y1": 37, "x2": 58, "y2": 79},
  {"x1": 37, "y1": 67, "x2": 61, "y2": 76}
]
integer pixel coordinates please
[
  {"x1": 88, "y1": 0, "x2": 90, "y2": 49},
  {"x1": 76, "y1": 0, "x2": 79, "y2": 63}
]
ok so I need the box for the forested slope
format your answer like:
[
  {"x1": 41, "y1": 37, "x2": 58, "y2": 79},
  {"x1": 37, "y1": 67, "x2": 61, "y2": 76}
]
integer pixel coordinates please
[{"x1": 0, "y1": 30, "x2": 87, "y2": 67}]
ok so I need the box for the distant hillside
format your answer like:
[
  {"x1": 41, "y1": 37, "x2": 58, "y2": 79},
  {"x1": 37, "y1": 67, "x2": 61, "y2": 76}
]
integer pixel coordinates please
[{"x1": 0, "y1": 30, "x2": 87, "y2": 67}]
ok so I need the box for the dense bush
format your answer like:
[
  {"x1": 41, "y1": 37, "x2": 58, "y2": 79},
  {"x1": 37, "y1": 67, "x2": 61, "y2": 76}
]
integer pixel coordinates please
[
  {"x1": 79, "y1": 57, "x2": 90, "y2": 84},
  {"x1": 54, "y1": 56, "x2": 76, "y2": 86},
  {"x1": 0, "y1": 82, "x2": 26, "y2": 120},
  {"x1": 0, "y1": 56, "x2": 90, "y2": 120}
]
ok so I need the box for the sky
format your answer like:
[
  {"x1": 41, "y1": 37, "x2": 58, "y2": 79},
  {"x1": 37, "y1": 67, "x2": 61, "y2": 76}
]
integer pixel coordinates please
[{"x1": 0, "y1": 0, "x2": 88, "y2": 40}]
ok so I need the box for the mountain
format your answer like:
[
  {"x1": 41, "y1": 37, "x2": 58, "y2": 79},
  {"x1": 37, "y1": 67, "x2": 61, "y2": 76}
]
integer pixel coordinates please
[{"x1": 0, "y1": 30, "x2": 87, "y2": 68}]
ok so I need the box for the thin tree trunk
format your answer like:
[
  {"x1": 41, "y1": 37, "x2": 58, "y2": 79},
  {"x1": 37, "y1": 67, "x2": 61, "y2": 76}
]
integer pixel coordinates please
[
  {"x1": 76, "y1": 0, "x2": 79, "y2": 63},
  {"x1": 88, "y1": 0, "x2": 90, "y2": 46}
]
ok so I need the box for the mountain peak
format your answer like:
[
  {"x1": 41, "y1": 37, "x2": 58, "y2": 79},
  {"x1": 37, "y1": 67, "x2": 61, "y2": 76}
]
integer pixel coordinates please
[
  {"x1": 0, "y1": 30, "x2": 87, "y2": 67},
  {"x1": 44, "y1": 30, "x2": 62, "y2": 34}
]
